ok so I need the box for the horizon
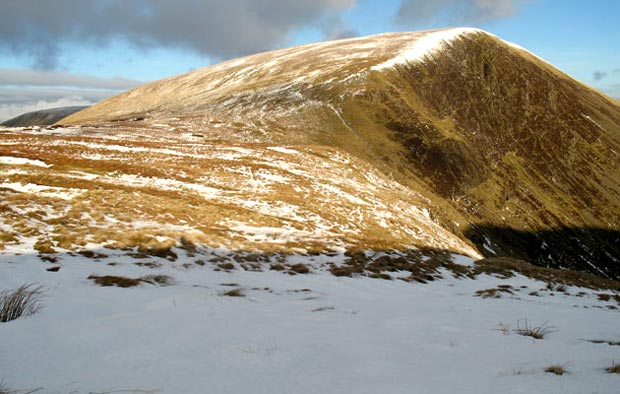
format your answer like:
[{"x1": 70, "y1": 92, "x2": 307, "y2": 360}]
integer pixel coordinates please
[{"x1": 1, "y1": 0, "x2": 619, "y2": 122}]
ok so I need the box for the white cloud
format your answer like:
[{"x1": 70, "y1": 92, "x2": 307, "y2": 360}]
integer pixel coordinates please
[
  {"x1": 0, "y1": 97, "x2": 96, "y2": 123},
  {"x1": 0, "y1": 68, "x2": 142, "y2": 122}
]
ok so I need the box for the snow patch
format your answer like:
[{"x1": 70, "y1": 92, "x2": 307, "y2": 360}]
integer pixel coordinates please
[
  {"x1": 371, "y1": 28, "x2": 481, "y2": 70},
  {"x1": 0, "y1": 182, "x2": 83, "y2": 200},
  {"x1": 0, "y1": 156, "x2": 51, "y2": 168},
  {"x1": 267, "y1": 146, "x2": 299, "y2": 155}
]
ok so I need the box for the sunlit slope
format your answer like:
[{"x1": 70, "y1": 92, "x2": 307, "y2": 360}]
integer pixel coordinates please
[{"x1": 62, "y1": 28, "x2": 620, "y2": 277}]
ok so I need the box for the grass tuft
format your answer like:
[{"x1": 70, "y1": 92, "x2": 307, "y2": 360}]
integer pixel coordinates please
[
  {"x1": 221, "y1": 288, "x2": 245, "y2": 297},
  {"x1": 0, "y1": 379, "x2": 10, "y2": 394},
  {"x1": 544, "y1": 363, "x2": 568, "y2": 375},
  {"x1": 606, "y1": 362, "x2": 620, "y2": 374},
  {"x1": 141, "y1": 275, "x2": 174, "y2": 287},
  {"x1": 88, "y1": 275, "x2": 142, "y2": 288},
  {"x1": 513, "y1": 319, "x2": 557, "y2": 339},
  {"x1": 0, "y1": 283, "x2": 44, "y2": 323},
  {"x1": 88, "y1": 274, "x2": 174, "y2": 287},
  {"x1": 289, "y1": 263, "x2": 310, "y2": 274}
]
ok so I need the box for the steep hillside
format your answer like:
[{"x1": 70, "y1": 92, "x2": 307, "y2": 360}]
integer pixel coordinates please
[
  {"x1": 2, "y1": 106, "x2": 88, "y2": 127},
  {"x1": 61, "y1": 28, "x2": 620, "y2": 278}
]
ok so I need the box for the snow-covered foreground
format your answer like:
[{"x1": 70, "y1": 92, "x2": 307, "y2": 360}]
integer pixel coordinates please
[{"x1": 1, "y1": 251, "x2": 619, "y2": 393}]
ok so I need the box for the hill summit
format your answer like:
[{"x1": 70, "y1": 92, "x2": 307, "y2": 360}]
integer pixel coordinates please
[{"x1": 3, "y1": 28, "x2": 620, "y2": 278}]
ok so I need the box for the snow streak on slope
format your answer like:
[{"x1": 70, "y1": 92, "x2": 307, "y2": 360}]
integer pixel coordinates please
[{"x1": 371, "y1": 27, "x2": 481, "y2": 70}]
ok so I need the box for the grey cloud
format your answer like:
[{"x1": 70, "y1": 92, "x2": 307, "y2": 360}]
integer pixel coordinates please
[
  {"x1": 0, "y1": 97, "x2": 96, "y2": 123},
  {"x1": 0, "y1": 68, "x2": 138, "y2": 122},
  {"x1": 0, "y1": 87, "x2": 118, "y2": 106},
  {"x1": 0, "y1": 87, "x2": 113, "y2": 122},
  {"x1": 0, "y1": 0, "x2": 355, "y2": 70},
  {"x1": 396, "y1": 0, "x2": 530, "y2": 25},
  {"x1": 321, "y1": 15, "x2": 360, "y2": 40},
  {"x1": 593, "y1": 71, "x2": 608, "y2": 81},
  {"x1": 0, "y1": 68, "x2": 142, "y2": 90}
]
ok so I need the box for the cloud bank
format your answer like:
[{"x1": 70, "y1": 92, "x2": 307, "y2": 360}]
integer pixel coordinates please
[
  {"x1": 0, "y1": 0, "x2": 355, "y2": 70},
  {"x1": 0, "y1": 69, "x2": 142, "y2": 122},
  {"x1": 396, "y1": 0, "x2": 530, "y2": 25}
]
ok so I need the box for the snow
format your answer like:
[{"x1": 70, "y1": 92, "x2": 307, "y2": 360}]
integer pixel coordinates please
[
  {"x1": 0, "y1": 156, "x2": 52, "y2": 168},
  {"x1": 0, "y1": 181, "x2": 83, "y2": 200},
  {"x1": 0, "y1": 251, "x2": 618, "y2": 393},
  {"x1": 372, "y1": 28, "x2": 481, "y2": 70},
  {"x1": 266, "y1": 146, "x2": 299, "y2": 155}
]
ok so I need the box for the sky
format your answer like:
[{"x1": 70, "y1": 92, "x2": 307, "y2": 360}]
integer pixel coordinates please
[{"x1": 0, "y1": 0, "x2": 618, "y2": 122}]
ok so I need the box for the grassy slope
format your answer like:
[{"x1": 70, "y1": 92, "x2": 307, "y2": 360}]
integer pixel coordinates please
[{"x1": 60, "y1": 30, "x2": 620, "y2": 278}]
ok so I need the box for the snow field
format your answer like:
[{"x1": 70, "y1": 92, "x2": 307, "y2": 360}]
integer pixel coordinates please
[{"x1": 0, "y1": 249, "x2": 618, "y2": 394}]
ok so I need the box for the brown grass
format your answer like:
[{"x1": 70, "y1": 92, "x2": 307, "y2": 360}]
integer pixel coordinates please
[
  {"x1": 88, "y1": 275, "x2": 142, "y2": 288},
  {"x1": 545, "y1": 363, "x2": 568, "y2": 375},
  {"x1": 606, "y1": 362, "x2": 620, "y2": 374},
  {"x1": 221, "y1": 288, "x2": 245, "y2": 297},
  {"x1": 88, "y1": 274, "x2": 173, "y2": 287},
  {"x1": 0, "y1": 283, "x2": 44, "y2": 322},
  {"x1": 0, "y1": 380, "x2": 9, "y2": 394},
  {"x1": 78, "y1": 250, "x2": 109, "y2": 259},
  {"x1": 33, "y1": 239, "x2": 57, "y2": 254},
  {"x1": 141, "y1": 275, "x2": 174, "y2": 287},
  {"x1": 514, "y1": 319, "x2": 557, "y2": 339},
  {"x1": 289, "y1": 263, "x2": 310, "y2": 274},
  {"x1": 476, "y1": 285, "x2": 515, "y2": 298},
  {"x1": 217, "y1": 262, "x2": 235, "y2": 270}
]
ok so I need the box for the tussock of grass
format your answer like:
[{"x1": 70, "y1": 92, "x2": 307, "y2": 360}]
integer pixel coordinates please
[
  {"x1": 217, "y1": 262, "x2": 235, "y2": 271},
  {"x1": 33, "y1": 239, "x2": 57, "y2": 254},
  {"x1": 78, "y1": 250, "x2": 109, "y2": 259},
  {"x1": 514, "y1": 319, "x2": 557, "y2": 340},
  {"x1": 88, "y1": 275, "x2": 142, "y2": 288},
  {"x1": 221, "y1": 289, "x2": 245, "y2": 297},
  {"x1": 87, "y1": 274, "x2": 174, "y2": 288},
  {"x1": 0, "y1": 380, "x2": 9, "y2": 394},
  {"x1": 141, "y1": 275, "x2": 174, "y2": 287},
  {"x1": 544, "y1": 363, "x2": 568, "y2": 375},
  {"x1": 0, "y1": 283, "x2": 44, "y2": 322},
  {"x1": 606, "y1": 362, "x2": 620, "y2": 374},
  {"x1": 289, "y1": 263, "x2": 310, "y2": 274},
  {"x1": 475, "y1": 285, "x2": 514, "y2": 298}
]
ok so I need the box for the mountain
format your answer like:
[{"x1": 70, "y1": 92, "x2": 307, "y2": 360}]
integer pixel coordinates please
[
  {"x1": 1, "y1": 106, "x2": 88, "y2": 127},
  {"x1": 2, "y1": 28, "x2": 620, "y2": 393},
  {"x1": 61, "y1": 28, "x2": 620, "y2": 279}
]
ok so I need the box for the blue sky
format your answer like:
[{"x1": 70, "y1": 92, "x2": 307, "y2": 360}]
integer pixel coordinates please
[{"x1": 0, "y1": 0, "x2": 618, "y2": 121}]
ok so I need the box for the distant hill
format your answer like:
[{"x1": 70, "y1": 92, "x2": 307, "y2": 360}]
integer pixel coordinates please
[{"x1": 1, "y1": 106, "x2": 88, "y2": 127}]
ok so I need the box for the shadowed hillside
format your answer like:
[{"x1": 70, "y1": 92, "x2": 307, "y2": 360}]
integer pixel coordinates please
[
  {"x1": 2, "y1": 106, "x2": 88, "y2": 127},
  {"x1": 465, "y1": 226, "x2": 620, "y2": 279}
]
